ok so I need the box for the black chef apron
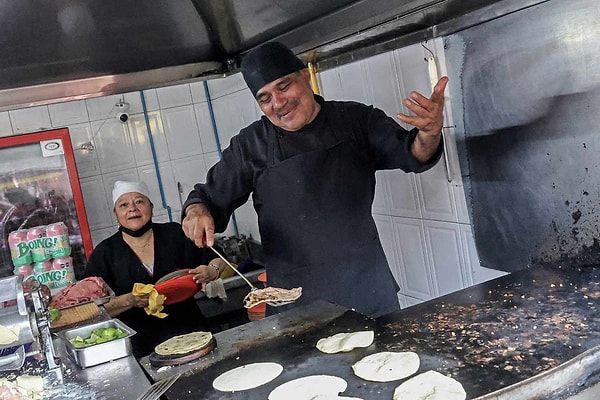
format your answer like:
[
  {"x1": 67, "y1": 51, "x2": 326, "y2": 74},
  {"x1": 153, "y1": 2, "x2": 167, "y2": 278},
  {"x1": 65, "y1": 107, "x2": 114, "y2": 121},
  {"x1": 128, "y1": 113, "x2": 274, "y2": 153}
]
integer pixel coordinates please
[{"x1": 253, "y1": 121, "x2": 400, "y2": 318}]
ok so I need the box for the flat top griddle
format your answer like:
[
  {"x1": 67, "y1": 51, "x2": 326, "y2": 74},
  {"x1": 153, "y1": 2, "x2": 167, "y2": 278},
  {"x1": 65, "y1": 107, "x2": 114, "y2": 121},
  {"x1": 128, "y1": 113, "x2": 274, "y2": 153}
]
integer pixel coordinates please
[{"x1": 142, "y1": 264, "x2": 600, "y2": 399}]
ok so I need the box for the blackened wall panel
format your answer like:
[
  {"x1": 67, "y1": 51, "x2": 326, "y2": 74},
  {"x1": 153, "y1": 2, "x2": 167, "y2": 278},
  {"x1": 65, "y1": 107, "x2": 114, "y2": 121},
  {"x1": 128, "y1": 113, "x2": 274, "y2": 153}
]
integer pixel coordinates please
[{"x1": 445, "y1": 0, "x2": 600, "y2": 271}]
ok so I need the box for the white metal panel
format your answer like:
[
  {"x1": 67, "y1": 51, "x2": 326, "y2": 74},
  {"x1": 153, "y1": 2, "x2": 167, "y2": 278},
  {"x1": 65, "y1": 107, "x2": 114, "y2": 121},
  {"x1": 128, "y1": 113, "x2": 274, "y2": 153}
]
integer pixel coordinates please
[
  {"x1": 79, "y1": 176, "x2": 113, "y2": 230},
  {"x1": 90, "y1": 226, "x2": 116, "y2": 248},
  {"x1": 337, "y1": 61, "x2": 372, "y2": 103},
  {"x1": 460, "y1": 224, "x2": 508, "y2": 284},
  {"x1": 128, "y1": 111, "x2": 169, "y2": 165},
  {"x1": 193, "y1": 102, "x2": 219, "y2": 154},
  {"x1": 416, "y1": 162, "x2": 458, "y2": 222},
  {"x1": 387, "y1": 169, "x2": 421, "y2": 218},
  {"x1": 429, "y1": 37, "x2": 472, "y2": 225},
  {"x1": 423, "y1": 219, "x2": 467, "y2": 297},
  {"x1": 0, "y1": 111, "x2": 11, "y2": 136},
  {"x1": 69, "y1": 123, "x2": 101, "y2": 178},
  {"x1": 92, "y1": 119, "x2": 136, "y2": 174},
  {"x1": 373, "y1": 214, "x2": 402, "y2": 287},
  {"x1": 206, "y1": 73, "x2": 248, "y2": 99},
  {"x1": 170, "y1": 210, "x2": 182, "y2": 223},
  {"x1": 203, "y1": 152, "x2": 221, "y2": 171},
  {"x1": 397, "y1": 292, "x2": 425, "y2": 309},
  {"x1": 318, "y1": 68, "x2": 344, "y2": 100},
  {"x1": 363, "y1": 52, "x2": 403, "y2": 119},
  {"x1": 454, "y1": 182, "x2": 471, "y2": 225},
  {"x1": 212, "y1": 90, "x2": 258, "y2": 146},
  {"x1": 189, "y1": 81, "x2": 208, "y2": 104},
  {"x1": 233, "y1": 200, "x2": 260, "y2": 240},
  {"x1": 392, "y1": 216, "x2": 434, "y2": 300},
  {"x1": 392, "y1": 44, "x2": 429, "y2": 129},
  {"x1": 85, "y1": 95, "x2": 124, "y2": 121},
  {"x1": 138, "y1": 162, "x2": 178, "y2": 215},
  {"x1": 48, "y1": 100, "x2": 89, "y2": 126},
  {"x1": 121, "y1": 92, "x2": 147, "y2": 116},
  {"x1": 156, "y1": 84, "x2": 193, "y2": 109},
  {"x1": 171, "y1": 155, "x2": 208, "y2": 207},
  {"x1": 9, "y1": 105, "x2": 52, "y2": 133},
  {"x1": 372, "y1": 171, "x2": 390, "y2": 215},
  {"x1": 161, "y1": 105, "x2": 203, "y2": 159},
  {"x1": 141, "y1": 89, "x2": 160, "y2": 112}
]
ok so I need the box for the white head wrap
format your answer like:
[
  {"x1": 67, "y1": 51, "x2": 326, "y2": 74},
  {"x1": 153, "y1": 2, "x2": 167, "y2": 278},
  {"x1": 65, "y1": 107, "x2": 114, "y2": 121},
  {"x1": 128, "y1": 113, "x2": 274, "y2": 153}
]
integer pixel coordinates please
[{"x1": 112, "y1": 181, "x2": 151, "y2": 205}]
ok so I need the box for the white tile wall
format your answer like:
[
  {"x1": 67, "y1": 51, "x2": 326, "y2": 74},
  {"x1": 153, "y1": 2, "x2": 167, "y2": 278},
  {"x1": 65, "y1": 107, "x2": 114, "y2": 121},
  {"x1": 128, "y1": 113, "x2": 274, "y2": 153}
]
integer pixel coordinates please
[
  {"x1": 156, "y1": 84, "x2": 193, "y2": 109},
  {"x1": 48, "y1": 100, "x2": 89, "y2": 126},
  {"x1": 161, "y1": 105, "x2": 203, "y2": 159},
  {"x1": 0, "y1": 112, "x2": 12, "y2": 136},
  {"x1": 10, "y1": 106, "x2": 52, "y2": 133},
  {"x1": 128, "y1": 112, "x2": 169, "y2": 165},
  {"x1": 0, "y1": 38, "x2": 502, "y2": 308}
]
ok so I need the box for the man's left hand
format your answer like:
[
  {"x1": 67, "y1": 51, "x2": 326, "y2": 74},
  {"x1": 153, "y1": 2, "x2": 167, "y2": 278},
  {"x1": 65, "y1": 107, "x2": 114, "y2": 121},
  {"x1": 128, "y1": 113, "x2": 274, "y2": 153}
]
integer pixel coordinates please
[{"x1": 397, "y1": 76, "x2": 449, "y2": 163}]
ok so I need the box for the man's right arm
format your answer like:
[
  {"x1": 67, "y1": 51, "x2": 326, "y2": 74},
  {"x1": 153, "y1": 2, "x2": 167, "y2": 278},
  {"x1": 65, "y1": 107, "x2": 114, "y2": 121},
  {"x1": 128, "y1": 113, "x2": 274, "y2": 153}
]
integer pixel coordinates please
[
  {"x1": 180, "y1": 133, "x2": 257, "y2": 247},
  {"x1": 182, "y1": 202, "x2": 216, "y2": 247}
]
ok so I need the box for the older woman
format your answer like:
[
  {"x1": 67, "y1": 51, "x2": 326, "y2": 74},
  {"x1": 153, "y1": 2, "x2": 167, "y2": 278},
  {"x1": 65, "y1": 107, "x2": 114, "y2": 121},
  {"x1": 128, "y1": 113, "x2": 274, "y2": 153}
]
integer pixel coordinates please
[{"x1": 84, "y1": 181, "x2": 226, "y2": 358}]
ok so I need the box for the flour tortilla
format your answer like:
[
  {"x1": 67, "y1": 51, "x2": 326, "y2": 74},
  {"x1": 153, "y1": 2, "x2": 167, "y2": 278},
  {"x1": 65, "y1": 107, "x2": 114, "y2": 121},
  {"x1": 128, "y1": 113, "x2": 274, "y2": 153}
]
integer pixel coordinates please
[
  {"x1": 213, "y1": 362, "x2": 283, "y2": 392},
  {"x1": 154, "y1": 331, "x2": 213, "y2": 356},
  {"x1": 316, "y1": 331, "x2": 374, "y2": 354},
  {"x1": 268, "y1": 375, "x2": 347, "y2": 400},
  {"x1": 243, "y1": 287, "x2": 302, "y2": 308},
  {"x1": 15, "y1": 375, "x2": 44, "y2": 393},
  {"x1": 352, "y1": 351, "x2": 419, "y2": 382},
  {"x1": 392, "y1": 370, "x2": 466, "y2": 400},
  {"x1": 0, "y1": 324, "x2": 20, "y2": 345}
]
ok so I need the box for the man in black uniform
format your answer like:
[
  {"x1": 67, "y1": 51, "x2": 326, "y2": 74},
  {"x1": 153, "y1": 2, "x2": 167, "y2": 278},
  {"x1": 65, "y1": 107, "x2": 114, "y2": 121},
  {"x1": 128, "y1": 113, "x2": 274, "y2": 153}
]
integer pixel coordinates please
[{"x1": 182, "y1": 42, "x2": 448, "y2": 317}]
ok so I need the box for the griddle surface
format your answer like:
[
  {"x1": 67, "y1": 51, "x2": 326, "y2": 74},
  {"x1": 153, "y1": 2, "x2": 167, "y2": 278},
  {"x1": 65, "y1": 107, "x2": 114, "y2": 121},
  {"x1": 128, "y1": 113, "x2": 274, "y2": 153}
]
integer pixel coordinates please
[{"x1": 159, "y1": 265, "x2": 600, "y2": 399}]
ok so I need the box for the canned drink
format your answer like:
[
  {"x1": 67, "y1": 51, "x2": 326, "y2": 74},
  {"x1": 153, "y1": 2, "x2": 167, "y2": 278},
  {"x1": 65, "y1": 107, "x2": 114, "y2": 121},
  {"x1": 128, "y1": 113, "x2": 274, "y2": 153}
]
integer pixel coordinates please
[
  {"x1": 52, "y1": 256, "x2": 76, "y2": 286},
  {"x1": 27, "y1": 226, "x2": 51, "y2": 262},
  {"x1": 33, "y1": 260, "x2": 54, "y2": 288},
  {"x1": 8, "y1": 229, "x2": 32, "y2": 266},
  {"x1": 46, "y1": 222, "x2": 71, "y2": 258}
]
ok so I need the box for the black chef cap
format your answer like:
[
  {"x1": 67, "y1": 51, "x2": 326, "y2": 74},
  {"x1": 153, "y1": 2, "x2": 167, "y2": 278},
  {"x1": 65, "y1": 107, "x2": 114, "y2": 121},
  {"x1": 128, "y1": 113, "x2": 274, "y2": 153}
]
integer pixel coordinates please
[{"x1": 241, "y1": 42, "x2": 306, "y2": 97}]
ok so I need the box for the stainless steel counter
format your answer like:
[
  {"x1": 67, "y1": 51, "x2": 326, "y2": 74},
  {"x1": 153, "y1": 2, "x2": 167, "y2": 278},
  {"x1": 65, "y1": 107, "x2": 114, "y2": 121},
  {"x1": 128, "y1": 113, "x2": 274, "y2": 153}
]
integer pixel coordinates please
[
  {"x1": 53, "y1": 337, "x2": 152, "y2": 400},
  {"x1": 0, "y1": 338, "x2": 152, "y2": 400}
]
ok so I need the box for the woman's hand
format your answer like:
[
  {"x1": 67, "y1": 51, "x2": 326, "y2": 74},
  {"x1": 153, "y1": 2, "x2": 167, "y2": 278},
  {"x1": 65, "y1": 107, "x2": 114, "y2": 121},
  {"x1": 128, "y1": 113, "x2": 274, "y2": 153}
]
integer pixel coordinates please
[
  {"x1": 190, "y1": 259, "x2": 222, "y2": 290},
  {"x1": 129, "y1": 292, "x2": 150, "y2": 308},
  {"x1": 104, "y1": 292, "x2": 149, "y2": 317}
]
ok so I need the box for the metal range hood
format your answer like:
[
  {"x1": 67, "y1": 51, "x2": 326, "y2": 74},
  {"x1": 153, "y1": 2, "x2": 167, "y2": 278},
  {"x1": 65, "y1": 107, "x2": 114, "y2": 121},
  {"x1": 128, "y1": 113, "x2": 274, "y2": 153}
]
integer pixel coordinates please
[{"x1": 0, "y1": 0, "x2": 543, "y2": 111}]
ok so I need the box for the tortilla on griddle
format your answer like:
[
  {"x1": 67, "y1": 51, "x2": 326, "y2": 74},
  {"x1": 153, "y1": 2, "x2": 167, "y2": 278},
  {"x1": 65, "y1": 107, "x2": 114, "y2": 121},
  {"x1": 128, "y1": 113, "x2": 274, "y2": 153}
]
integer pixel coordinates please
[
  {"x1": 316, "y1": 331, "x2": 374, "y2": 354},
  {"x1": 352, "y1": 351, "x2": 420, "y2": 382},
  {"x1": 213, "y1": 362, "x2": 283, "y2": 392},
  {"x1": 392, "y1": 370, "x2": 466, "y2": 400},
  {"x1": 268, "y1": 375, "x2": 348, "y2": 400},
  {"x1": 154, "y1": 331, "x2": 212, "y2": 356}
]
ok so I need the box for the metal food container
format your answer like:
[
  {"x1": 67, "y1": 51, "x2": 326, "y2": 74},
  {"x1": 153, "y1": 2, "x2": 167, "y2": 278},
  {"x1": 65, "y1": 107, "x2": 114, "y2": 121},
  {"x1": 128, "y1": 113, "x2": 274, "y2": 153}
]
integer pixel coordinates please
[{"x1": 57, "y1": 319, "x2": 136, "y2": 368}]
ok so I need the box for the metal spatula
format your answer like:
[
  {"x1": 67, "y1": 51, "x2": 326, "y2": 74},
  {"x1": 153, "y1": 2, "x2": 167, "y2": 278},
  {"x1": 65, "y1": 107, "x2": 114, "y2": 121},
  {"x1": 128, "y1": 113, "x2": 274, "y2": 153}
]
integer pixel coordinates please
[
  {"x1": 136, "y1": 374, "x2": 180, "y2": 400},
  {"x1": 209, "y1": 246, "x2": 296, "y2": 307}
]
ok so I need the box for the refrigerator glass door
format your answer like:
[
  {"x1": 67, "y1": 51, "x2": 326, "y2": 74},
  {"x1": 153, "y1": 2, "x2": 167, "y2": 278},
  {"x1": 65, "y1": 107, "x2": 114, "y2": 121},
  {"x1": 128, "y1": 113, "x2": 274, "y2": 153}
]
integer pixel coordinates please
[{"x1": 0, "y1": 128, "x2": 92, "y2": 278}]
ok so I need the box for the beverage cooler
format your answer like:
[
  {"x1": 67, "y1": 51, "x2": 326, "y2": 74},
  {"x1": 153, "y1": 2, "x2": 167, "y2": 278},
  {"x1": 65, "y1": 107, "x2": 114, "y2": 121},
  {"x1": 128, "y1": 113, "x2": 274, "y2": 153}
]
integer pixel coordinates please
[{"x1": 0, "y1": 128, "x2": 92, "y2": 284}]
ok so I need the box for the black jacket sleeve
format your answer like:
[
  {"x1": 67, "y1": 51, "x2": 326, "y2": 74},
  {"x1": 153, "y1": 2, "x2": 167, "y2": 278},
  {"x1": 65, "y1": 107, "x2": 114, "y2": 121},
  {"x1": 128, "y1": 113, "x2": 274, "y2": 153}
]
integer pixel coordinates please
[{"x1": 182, "y1": 120, "x2": 269, "y2": 233}]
